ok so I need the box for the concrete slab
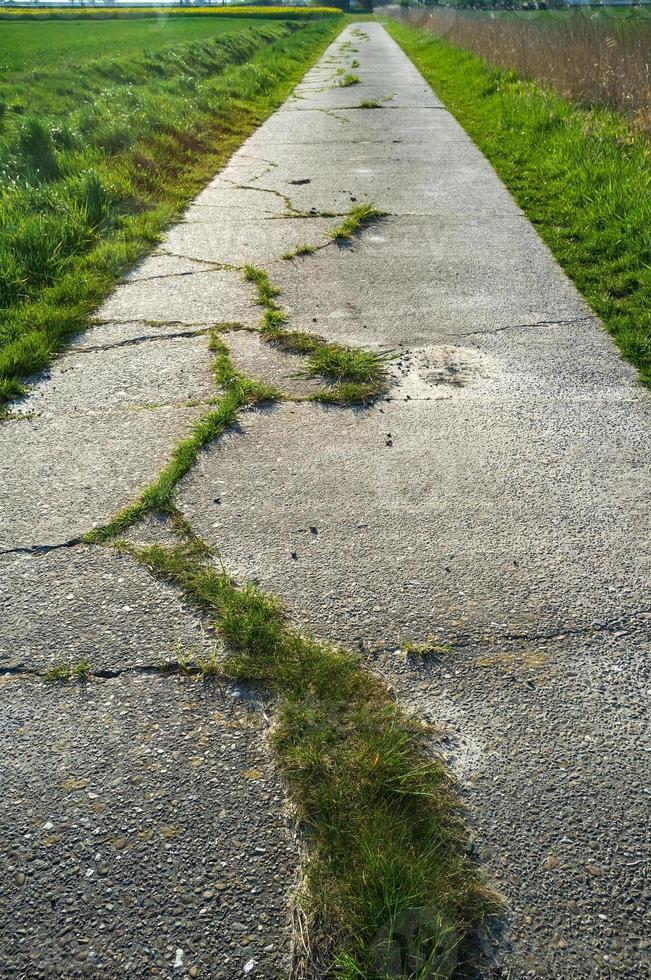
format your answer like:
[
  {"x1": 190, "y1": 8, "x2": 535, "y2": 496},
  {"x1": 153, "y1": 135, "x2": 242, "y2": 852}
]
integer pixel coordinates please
[
  {"x1": 177, "y1": 399, "x2": 649, "y2": 650},
  {"x1": 0, "y1": 546, "x2": 210, "y2": 673},
  {"x1": 267, "y1": 220, "x2": 590, "y2": 346},
  {"x1": 97, "y1": 268, "x2": 259, "y2": 328},
  {"x1": 0, "y1": 405, "x2": 204, "y2": 550},
  {"x1": 160, "y1": 217, "x2": 334, "y2": 268},
  {"x1": 10, "y1": 334, "x2": 215, "y2": 417},
  {"x1": 0, "y1": 674, "x2": 294, "y2": 978}
]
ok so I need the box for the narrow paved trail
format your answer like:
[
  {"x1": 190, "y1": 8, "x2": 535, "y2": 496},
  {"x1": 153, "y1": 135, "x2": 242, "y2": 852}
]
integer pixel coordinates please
[{"x1": 1, "y1": 21, "x2": 649, "y2": 979}]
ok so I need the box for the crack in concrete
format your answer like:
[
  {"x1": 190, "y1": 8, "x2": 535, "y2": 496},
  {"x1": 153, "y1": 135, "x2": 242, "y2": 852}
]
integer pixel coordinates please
[
  {"x1": 219, "y1": 176, "x2": 297, "y2": 213},
  {"x1": 0, "y1": 661, "x2": 232, "y2": 683},
  {"x1": 121, "y1": 264, "x2": 233, "y2": 283},
  {"x1": 65, "y1": 328, "x2": 211, "y2": 356},
  {"x1": 456, "y1": 314, "x2": 595, "y2": 339},
  {"x1": 0, "y1": 537, "x2": 83, "y2": 557}
]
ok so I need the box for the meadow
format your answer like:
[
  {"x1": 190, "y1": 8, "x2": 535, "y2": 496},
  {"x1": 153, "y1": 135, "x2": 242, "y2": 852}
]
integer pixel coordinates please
[
  {"x1": 0, "y1": 11, "x2": 341, "y2": 407},
  {"x1": 398, "y1": 5, "x2": 651, "y2": 128}
]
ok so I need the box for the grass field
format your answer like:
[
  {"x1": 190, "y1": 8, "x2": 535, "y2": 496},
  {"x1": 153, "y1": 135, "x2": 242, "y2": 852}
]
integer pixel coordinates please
[
  {"x1": 386, "y1": 17, "x2": 651, "y2": 388},
  {"x1": 398, "y1": 5, "x2": 651, "y2": 127},
  {"x1": 0, "y1": 13, "x2": 342, "y2": 407},
  {"x1": 0, "y1": 15, "x2": 277, "y2": 72}
]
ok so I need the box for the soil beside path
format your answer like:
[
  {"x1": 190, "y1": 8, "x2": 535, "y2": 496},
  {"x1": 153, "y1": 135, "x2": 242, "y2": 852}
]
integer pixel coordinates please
[{"x1": 1, "y1": 21, "x2": 649, "y2": 979}]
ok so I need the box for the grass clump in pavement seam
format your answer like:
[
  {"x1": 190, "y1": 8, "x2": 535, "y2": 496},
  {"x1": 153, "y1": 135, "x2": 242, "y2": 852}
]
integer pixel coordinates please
[
  {"x1": 337, "y1": 73, "x2": 360, "y2": 88},
  {"x1": 243, "y1": 262, "x2": 391, "y2": 403},
  {"x1": 132, "y1": 539, "x2": 493, "y2": 977},
  {"x1": 43, "y1": 659, "x2": 92, "y2": 682},
  {"x1": 85, "y1": 339, "x2": 278, "y2": 544},
  {"x1": 330, "y1": 203, "x2": 385, "y2": 242},
  {"x1": 386, "y1": 20, "x2": 651, "y2": 386},
  {"x1": 281, "y1": 243, "x2": 316, "y2": 260},
  {"x1": 360, "y1": 99, "x2": 382, "y2": 109}
]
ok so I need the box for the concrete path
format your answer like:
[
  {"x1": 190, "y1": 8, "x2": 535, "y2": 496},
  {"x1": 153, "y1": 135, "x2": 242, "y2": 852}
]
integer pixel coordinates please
[{"x1": 1, "y1": 21, "x2": 649, "y2": 979}]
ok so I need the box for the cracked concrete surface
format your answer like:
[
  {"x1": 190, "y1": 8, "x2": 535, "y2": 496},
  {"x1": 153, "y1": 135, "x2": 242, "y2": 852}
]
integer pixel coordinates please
[{"x1": 1, "y1": 20, "x2": 649, "y2": 980}]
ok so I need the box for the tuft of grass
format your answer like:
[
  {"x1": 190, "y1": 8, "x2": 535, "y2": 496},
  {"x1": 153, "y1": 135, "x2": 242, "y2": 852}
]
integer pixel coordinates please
[
  {"x1": 172, "y1": 647, "x2": 224, "y2": 678},
  {"x1": 387, "y1": 20, "x2": 651, "y2": 386},
  {"x1": 43, "y1": 659, "x2": 92, "y2": 682},
  {"x1": 350, "y1": 59, "x2": 360, "y2": 69},
  {"x1": 131, "y1": 538, "x2": 494, "y2": 976},
  {"x1": 306, "y1": 342, "x2": 391, "y2": 388},
  {"x1": 336, "y1": 73, "x2": 360, "y2": 88},
  {"x1": 402, "y1": 640, "x2": 455, "y2": 659},
  {"x1": 330, "y1": 202, "x2": 385, "y2": 242},
  {"x1": 244, "y1": 261, "x2": 391, "y2": 403},
  {"x1": 359, "y1": 99, "x2": 382, "y2": 109},
  {"x1": 281, "y1": 242, "x2": 316, "y2": 260}
]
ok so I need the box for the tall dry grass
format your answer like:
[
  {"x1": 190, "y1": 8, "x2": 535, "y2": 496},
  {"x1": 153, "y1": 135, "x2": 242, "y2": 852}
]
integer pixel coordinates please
[{"x1": 398, "y1": 7, "x2": 651, "y2": 129}]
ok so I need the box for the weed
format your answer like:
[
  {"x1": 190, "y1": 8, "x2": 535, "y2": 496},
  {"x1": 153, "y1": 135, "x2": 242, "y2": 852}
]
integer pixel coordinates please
[
  {"x1": 337, "y1": 73, "x2": 360, "y2": 88},
  {"x1": 402, "y1": 640, "x2": 455, "y2": 659},
  {"x1": 359, "y1": 99, "x2": 382, "y2": 109},
  {"x1": 281, "y1": 243, "x2": 316, "y2": 260},
  {"x1": 43, "y1": 658, "x2": 91, "y2": 682},
  {"x1": 129, "y1": 538, "x2": 494, "y2": 975},
  {"x1": 330, "y1": 202, "x2": 384, "y2": 241}
]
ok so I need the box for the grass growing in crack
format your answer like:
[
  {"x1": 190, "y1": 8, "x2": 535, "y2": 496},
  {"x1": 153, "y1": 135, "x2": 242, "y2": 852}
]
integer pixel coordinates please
[
  {"x1": 330, "y1": 203, "x2": 384, "y2": 242},
  {"x1": 243, "y1": 261, "x2": 391, "y2": 403},
  {"x1": 43, "y1": 659, "x2": 91, "y2": 682},
  {"x1": 131, "y1": 538, "x2": 493, "y2": 976},
  {"x1": 360, "y1": 99, "x2": 382, "y2": 109},
  {"x1": 281, "y1": 243, "x2": 316, "y2": 260},
  {"x1": 0, "y1": 16, "x2": 343, "y2": 408},
  {"x1": 85, "y1": 339, "x2": 278, "y2": 544},
  {"x1": 210, "y1": 329, "x2": 281, "y2": 403},
  {"x1": 336, "y1": 73, "x2": 360, "y2": 88}
]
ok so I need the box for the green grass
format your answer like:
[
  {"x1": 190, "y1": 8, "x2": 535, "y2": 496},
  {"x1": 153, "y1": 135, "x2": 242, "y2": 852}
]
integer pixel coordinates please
[
  {"x1": 243, "y1": 258, "x2": 391, "y2": 403},
  {"x1": 129, "y1": 535, "x2": 493, "y2": 976},
  {"x1": 43, "y1": 658, "x2": 92, "y2": 682},
  {"x1": 0, "y1": 16, "x2": 276, "y2": 72},
  {"x1": 359, "y1": 99, "x2": 382, "y2": 109},
  {"x1": 0, "y1": 16, "x2": 342, "y2": 409},
  {"x1": 337, "y1": 72, "x2": 360, "y2": 87},
  {"x1": 281, "y1": 242, "x2": 317, "y2": 260},
  {"x1": 386, "y1": 20, "x2": 651, "y2": 386},
  {"x1": 330, "y1": 202, "x2": 385, "y2": 241}
]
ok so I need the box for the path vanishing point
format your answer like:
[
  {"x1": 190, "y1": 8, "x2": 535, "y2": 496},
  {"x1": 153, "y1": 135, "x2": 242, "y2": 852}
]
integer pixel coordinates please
[{"x1": 1, "y1": 22, "x2": 649, "y2": 980}]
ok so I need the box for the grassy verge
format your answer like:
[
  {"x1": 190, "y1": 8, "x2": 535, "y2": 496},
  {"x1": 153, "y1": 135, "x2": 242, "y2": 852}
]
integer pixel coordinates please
[
  {"x1": 385, "y1": 19, "x2": 651, "y2": 386},
  {"x1": 126, "y1": 533, "x2": 491, "y2": 976},
  {"x1": 0, "y1": 16, "x2": 342, "y2": 408}
]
